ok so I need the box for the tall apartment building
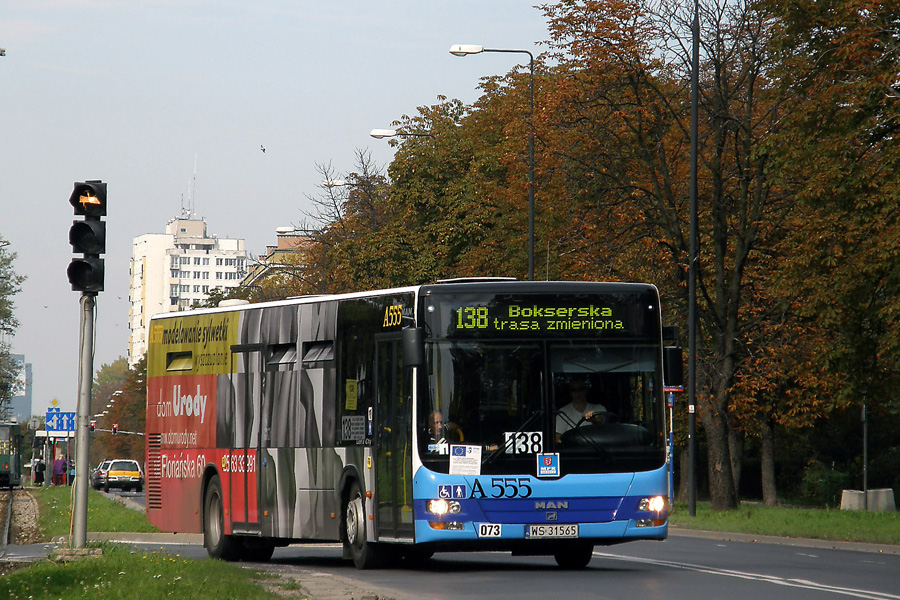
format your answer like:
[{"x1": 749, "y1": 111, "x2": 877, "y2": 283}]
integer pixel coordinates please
[{"x1": 128, "y1": 217, "x2": 246, "y2": 366}]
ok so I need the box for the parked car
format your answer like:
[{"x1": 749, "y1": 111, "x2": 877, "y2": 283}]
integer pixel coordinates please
[
  {"x1": 104, "y1": 459, "x2": 143, "y2": 493},
  {"x1": 89, "y1": 459, "x2": 112, "y2": 490}
]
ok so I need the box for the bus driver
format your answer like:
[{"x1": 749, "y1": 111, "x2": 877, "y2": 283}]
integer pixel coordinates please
[{"x1": 556, "y1": 376, "x2": 607, "y2": 442}]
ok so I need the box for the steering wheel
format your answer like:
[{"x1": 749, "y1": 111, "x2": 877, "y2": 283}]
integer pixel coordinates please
[{"x1": 574, "y1": 412, "x2": 618, "y2": 428}]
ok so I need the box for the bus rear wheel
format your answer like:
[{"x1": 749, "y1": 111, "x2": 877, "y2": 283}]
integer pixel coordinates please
[
  {"x1": 554, "y1": 543, "x2": 594, "y2": 569},
  {"x1": 204, "y1": 474, "x2": 241, "y2": 561},
  {"x1": 344, "y1": 480, "x2": 383, "y2": 569}
]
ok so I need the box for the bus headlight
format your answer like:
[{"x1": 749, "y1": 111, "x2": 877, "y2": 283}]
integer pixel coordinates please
[
  {"x1": 638, "y1": 496, "x2": 667, "y2": 513},
  {"x1": 426, "y1": 499, "x2": 461, "y2": 515}
]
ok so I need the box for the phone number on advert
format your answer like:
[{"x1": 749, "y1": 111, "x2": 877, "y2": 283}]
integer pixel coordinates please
[{"x1": 221, "y1": 453, "x2": 256, "y2": 473}]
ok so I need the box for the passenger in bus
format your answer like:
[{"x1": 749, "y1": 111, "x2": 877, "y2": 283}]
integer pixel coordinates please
[{"x1": 555, "y1": 376, "x2": 607, "y2": 442}]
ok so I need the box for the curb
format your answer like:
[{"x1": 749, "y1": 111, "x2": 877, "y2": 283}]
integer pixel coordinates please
[
  {"x1": 668, "y1": 526, "x2": 900, "y2": 555},
  {"x1": 89, "y1": 532, "x2": 203, "y2": 545}
]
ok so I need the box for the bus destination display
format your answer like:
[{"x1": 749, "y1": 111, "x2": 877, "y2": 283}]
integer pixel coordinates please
[{"x1": 454, "y1": 302, "x2": 627, "y2": 334}]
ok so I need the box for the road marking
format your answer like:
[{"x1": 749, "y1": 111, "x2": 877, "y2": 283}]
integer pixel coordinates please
[{"x1": 593, "y1": 551, "x2": 900, "y2": 600}]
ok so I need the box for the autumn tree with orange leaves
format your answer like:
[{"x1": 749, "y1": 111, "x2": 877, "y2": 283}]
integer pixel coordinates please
[
  {"x1": 533, "y1": 0, "x2": 821, "y2": 509},
  {"x1": 223, "y1": 0, "x2": 900, "y2": 507}
]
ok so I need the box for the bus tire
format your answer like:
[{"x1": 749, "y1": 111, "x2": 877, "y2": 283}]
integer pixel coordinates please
[
  {"x1": 344, "y1": 480, "x2": 383, "y2": 569},
  {"x1": 553, "y1": 543, "x2": 594, "y2": 569},
  {"x1": 204, "y1": 474, "x2": 241, "y2": 561}
]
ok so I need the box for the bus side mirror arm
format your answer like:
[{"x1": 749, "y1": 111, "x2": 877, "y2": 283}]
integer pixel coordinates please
[{"x1": 403, "y1": 327, "x2": 425, "y2": 368}]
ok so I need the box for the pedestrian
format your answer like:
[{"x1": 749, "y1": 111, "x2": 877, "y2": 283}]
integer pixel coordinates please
[
  {"x1": 52, "y1": 456, "x2": 66, "y2": 486},
  {"x1": 33, "y1": 458, "x2": 45, "y2": 486}
]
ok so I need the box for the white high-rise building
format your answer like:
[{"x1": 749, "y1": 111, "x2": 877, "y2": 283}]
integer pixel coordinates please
[{"x1": 128, "y1": 217, "x2": 246, "y2": 366}]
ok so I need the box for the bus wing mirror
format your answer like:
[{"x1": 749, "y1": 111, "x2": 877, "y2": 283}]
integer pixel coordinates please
[
  {"x1": 402, "y1": 327, "x2": 425, "y2": 368},
  {"x1": 664, "y1": 346, "x2": 684, "y2": 389}
]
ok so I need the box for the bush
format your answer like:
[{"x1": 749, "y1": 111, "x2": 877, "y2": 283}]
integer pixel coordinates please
[{"x1": 800, "y1": 459, "x2": 850, "y2": 507}]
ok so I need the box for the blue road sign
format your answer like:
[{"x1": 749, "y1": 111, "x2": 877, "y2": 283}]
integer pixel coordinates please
[{"x1": 46, "y1": 408, "x2": 76, "y2": 432}]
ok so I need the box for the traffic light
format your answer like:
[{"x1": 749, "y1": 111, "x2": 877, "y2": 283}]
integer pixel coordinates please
[
  {"x1": 67, "y1": 180, "x2": 107, "y2": 294},
  {"x1": 89, "y1": 421, "x2": 95, "y2": 432},
  {"x1": 112, "y1": 423, "x2": 118, "y2": 435}
]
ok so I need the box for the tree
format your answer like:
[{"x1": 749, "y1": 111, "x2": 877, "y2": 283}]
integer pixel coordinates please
[
  {"x1": 89, "y1": 357, "x2": 145, "y2": 464},
  {"x1": 537, "y1": 0, "x2": 832, "y2": 508},
  {"x1": 766, "y1": 0, "x2": 900, "y2": 495},
  {"x1": 296, "y1": 151, "x2": 397, "y2": 293},
  {"x1": 0, "y1": 236, "x2": 25, "y2": 415},
  {"x1": 768, "y1": 0, "x2": 900, "y2": 398}
]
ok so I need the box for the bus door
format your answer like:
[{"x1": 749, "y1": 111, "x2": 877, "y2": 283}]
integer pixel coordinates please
[
  {"x1": 374, "y1": 334, "x2": 414, "y2": 541},
  {"x1": 229, "y1": 343, "x2": 264, "y2": 534}
]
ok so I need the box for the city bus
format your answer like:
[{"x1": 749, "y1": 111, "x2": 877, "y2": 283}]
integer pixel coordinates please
[{"x1": 145, "y1": 279, "x2": 680, "y2": 569}]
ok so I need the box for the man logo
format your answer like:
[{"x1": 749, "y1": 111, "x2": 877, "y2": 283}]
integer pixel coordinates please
[{"x1": 546, "y1": 512, "x2": 558, "y2": 521}]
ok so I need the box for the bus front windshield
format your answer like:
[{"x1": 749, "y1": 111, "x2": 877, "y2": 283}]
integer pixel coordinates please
[{"x1": 418, "y1": 339, "x2": 665, "y2": 476}]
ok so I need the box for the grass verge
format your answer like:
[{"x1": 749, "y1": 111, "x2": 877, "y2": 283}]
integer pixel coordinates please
[
  {"x1": 1, "y1": 543, "x2": 304, "y2": 600},
  {"x1": 669, "y1": 502, "x2": 900, "y2": 545},
  {"x1": 31, "y1": 485, "x2": 158, "y2": 540}
]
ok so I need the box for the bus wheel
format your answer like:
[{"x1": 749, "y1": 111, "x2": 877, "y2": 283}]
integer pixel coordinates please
[
  {"x1": 554, "y1": 543, "x2": 594, "y2": 569},
  {"x1": 344, "y1": 480, "x2": 382, "y2": 569},
  {"x1": 204, "y1": 474, "x2": 241, "y2": 561}
]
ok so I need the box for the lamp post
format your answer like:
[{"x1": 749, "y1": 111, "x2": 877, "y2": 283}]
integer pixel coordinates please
[
  {"x1": 688, "y1": 0, "x2": 700, "y2": 517},
  {"x1": 369, "y1": 129, "x2": 433, "y2": 140},
  {"x1": 450, "y1": 44, "x2": 535, "y2": 280}
]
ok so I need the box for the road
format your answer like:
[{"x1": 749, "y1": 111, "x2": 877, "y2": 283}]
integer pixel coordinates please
[
  {"x1": 122, "y1": 532, "x2": 899, "y2": 600},
  {"x1": 90, "y1": 491, "x2": 900, "y2": 599}
]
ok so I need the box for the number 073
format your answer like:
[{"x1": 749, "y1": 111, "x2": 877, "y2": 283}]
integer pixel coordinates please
[{"x1": 477, "y1": 523, "x2": 501, "y2": 537}]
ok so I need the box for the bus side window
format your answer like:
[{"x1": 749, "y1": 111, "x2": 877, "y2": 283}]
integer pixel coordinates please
[
  {"x1": 267, "y1": 343, "x2": 297, "y2": 371},
  {"x1": 302, "y1": 341, "x2": 334, "y2": 363},
  {"x1": 166, "y1": 351, "x2": 193, "y2": 372}
]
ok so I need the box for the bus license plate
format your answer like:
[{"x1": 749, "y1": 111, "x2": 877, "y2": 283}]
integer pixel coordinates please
[{"x1": 526, "y1": 524, "x2": 579, "y2": 539}]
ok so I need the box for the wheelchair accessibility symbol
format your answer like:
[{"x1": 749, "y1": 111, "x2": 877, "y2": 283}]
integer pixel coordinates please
[{"x1": 438, "y1": 484, "x2": 467, "y2": 499}]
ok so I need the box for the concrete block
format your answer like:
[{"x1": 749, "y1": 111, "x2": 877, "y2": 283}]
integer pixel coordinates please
[
  {"x1": 840, "y1": 489, "x2": 864, "y2": 511},
  {"x1": 840, "y1": 489, "x2": 896, "y2": 512},
  {"x1": 867, "y1": 488, "x2": 896, "y2": 512}
]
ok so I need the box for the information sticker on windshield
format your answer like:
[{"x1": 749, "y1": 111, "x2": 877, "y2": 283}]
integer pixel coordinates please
[
  {"x1": 503, "y1": 431, "x2": 544, "y2": 455},
  {"x1": 449, "y1": 445, "x2": 482, "y2": 475}
]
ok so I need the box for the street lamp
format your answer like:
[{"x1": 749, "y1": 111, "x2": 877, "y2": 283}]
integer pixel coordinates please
[
  {"x1": 369, "y1": 128, "x2": 433, "y2": 139},
  {"x1": 450, "y1": 44, "x2": 535, "y2": 280}
]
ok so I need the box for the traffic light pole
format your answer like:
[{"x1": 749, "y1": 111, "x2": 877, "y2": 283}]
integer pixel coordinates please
[
  {"x1": 72, "y1": 293, "x2": 95, "y2": 548},
  {"x1": 68, "y1": 180, "x2": 106, "y2": 548}
]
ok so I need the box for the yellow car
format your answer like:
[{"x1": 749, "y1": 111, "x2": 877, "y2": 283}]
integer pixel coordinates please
[{"x1": 104, "y1": 459, "x2": 143, "y2": 493}]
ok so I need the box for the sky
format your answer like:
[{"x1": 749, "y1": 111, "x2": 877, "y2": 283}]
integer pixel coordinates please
[{"x1": 0, "y1": 1, "x2": 550, "y2": 415}]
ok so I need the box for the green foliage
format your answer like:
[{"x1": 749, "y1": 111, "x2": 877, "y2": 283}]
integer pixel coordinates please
[
  {"x1": 670, "y1": 502, "x2": 900, "y2": 546},
  {"x1": 0, "y1": 236, "x2": 24, "y2": 410},
  {"x1": 799, "y1": 460, "x2": 851, "y2": 507},
  {"x1": 0, "y1": 544, "x2": 288, "y2": 600},
  {"x1": 90, "y1": 358, "x2": 146, "y2": 465},
  {"x1": 0, "y1": 234, "x2": 25, "y2": 335},
  {"x1": 0, "y1": 344, "x2": 22, "y2": 413},
  {"x1": 212, "y1": 1, "x2": 900, "y2": 510}
]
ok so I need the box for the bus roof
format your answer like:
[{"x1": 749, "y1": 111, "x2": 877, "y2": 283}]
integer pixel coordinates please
[{"x1": 148, "y1": 280, "x2": 658, "y2": 323}]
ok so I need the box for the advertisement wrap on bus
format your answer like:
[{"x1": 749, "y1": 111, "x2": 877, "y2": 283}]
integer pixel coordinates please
[{"x1": 145, "y1": 280, "x2": 681, "y2": 568}]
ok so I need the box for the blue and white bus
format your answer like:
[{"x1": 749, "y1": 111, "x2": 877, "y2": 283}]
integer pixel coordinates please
[{"x1": 146, "y1": 279, "x2": 679, "y2": 569}]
